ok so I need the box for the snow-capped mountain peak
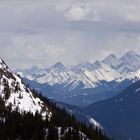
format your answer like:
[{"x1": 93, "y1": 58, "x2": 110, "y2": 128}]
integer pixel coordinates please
[
  {"x1": 102, "y1": 51, "x2": 140, "y2": 74},
  {"x1": 102, "y1": 53, "x2": 122, "y2": 69},
  {"x1": 49, "y1": 62, "x2": 65, "y2": 72},
  {"x1": 0, "y1": 58, "x2": 51, "y2": 118},
  {"x1": 103, "y1": 53, "x2": 117, "y2": 61},
  {"x1": 120, "y1": 51, "x2": 140, "y2": 67},
  {"x1": 16, "y1": 51, "x2": 140, "y2": 91},
  {"x1": 0, "y1": 57, "x2": 12, "y2": 72},
  {"x1": 122, "y1": 50, "x2": 139, "y2": 58}
]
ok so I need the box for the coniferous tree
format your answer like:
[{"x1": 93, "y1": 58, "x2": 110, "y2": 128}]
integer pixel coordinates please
[{"x1": 0, "y1": 87, "x2": 111, "y2": 140}]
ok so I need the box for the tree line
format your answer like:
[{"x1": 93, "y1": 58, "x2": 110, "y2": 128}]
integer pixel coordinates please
[{"x1": 0, "y1": 85, "x2": 112, "y2": 140}]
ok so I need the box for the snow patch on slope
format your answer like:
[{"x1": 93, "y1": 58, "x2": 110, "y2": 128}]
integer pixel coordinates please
[
  {"x1": 0, "y1": 58, "x2": 52, "y2": 119},
  {"x1": 87, "y1": 116, "x2": 101, "y2": 129}
]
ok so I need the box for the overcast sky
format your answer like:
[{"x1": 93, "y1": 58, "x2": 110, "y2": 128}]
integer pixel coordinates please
[{"x1": 0, "y1": 0, "x2": 140, "y2": 69}]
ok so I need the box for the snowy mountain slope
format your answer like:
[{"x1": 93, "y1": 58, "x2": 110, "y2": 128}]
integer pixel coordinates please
[
  {"x1": 0, "y1": 58, "x2": 51, "y2": 118},
  {"x1": 102, "y1": 51, "x2": 140, "y2": 75},
  {"x1": 0, "y1": 59, "x2": 111, "y2": 140},
  {"x1": 102, "y1": 53, "x2": 129, "y2": 75},
  {"x1": 49, "y1": 62, "x2": 66, "y2": 72},
  {"x1": 17, "y1": 61, "x2": 120, "y2": 90},
  {"x1": 120, "y1": 51, "x2": 140, "y2": 68},
  {"x1": 102, "y1": 53, "x2": 122, "y2": 69},
  {"x1": 116, "y1": 68, "x2": 140, "y2": 82},
  {"x1": 17, "y1": 51, "x2": 140, "y2": 91},
  {"x1": 16, "y1": 65, "x2": 47, "y2": 80},
  {"x1": 16, "y1": 51, "x2": 140, "y2": 106}
]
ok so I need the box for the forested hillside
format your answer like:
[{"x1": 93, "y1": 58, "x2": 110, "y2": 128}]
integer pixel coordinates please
[{"x1": 0, "y1": 90, "x2": 111, "y2": 140}]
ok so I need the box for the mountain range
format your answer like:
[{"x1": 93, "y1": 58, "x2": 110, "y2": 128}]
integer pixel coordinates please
[
  {"x1": 16, "y1": 51, "x2": 140, "y2": 106},
  {"x1": 5, "y1": 50, "x2": 140, "y2": 139},
  {"x1": 0, "y1": 57, "x2": 110, "y2": 140}
]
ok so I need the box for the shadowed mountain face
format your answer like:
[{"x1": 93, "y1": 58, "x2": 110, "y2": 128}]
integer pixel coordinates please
[
  {"x1": 85, "y1": 81, "x2": 140, "y2": 140},
  {"x1": 22, "y1": 77, "x2": 133, "y2": 106}
]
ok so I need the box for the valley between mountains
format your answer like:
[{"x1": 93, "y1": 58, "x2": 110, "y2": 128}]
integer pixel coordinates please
[
  {"x1": 17, "y1": 51, "x2": 140, "y2": 106},
  {"x1": 1, "y1": 50, "x2": 140, "y2": 140},
  {"x1": 0, "y1": 57, "x2": 109, "y2": 140},
  {"x1": 15, "y1": 50, "x2": 140, "y2": 140}
]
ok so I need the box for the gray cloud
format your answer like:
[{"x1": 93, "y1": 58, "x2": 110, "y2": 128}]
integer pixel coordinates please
[{"x1": 0, "y1": 0, "x2": 140, "y2": 69}]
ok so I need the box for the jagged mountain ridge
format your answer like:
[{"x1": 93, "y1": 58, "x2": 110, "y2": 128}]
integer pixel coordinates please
[
  {"x1": 16, "y1": 51, "x2": 140, "y2": 106},
  {"x1": 17, "y1": 61, "x2": 120, "y2": 90},
  {"x1": 103, "y1": 51, "x2": 140, "y2": 74},
  {"x1": 0, "y1": 57, "x2": 51, "y2": 118},
  {"x1": 17, "y1": 51, "x2": 140, "y2": 91}
]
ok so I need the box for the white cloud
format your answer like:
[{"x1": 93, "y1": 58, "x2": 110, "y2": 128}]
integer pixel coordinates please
[
  {"x1": 0, "y1": 0, "x2": 140, "y2": 69},
  {"x1": 65, "y1": 6, "x2": 88, "y2": 21}
]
